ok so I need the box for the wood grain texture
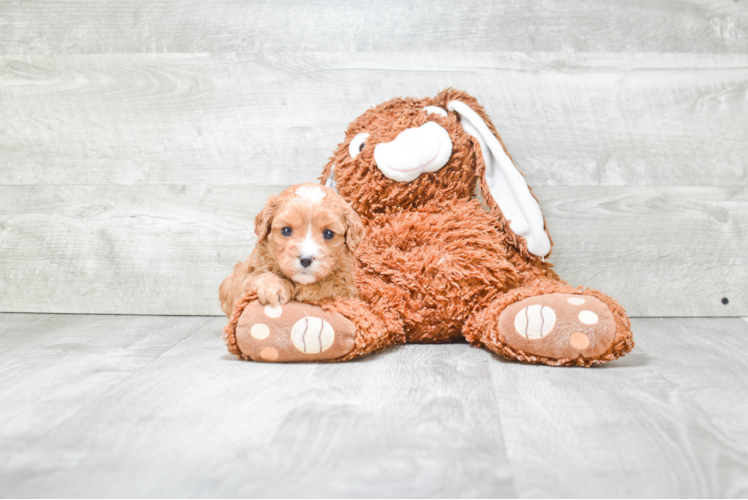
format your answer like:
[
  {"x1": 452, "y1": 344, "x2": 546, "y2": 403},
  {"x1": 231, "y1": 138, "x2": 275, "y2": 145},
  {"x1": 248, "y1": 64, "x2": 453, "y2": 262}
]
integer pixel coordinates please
[
  {"x1": 487, "y1": 317, "x2": 748, "y2": 498},
  {"x1": 1, "y1": 314, "x2": 747, "y2": 497},
  {"x1": 1, "y1": 3, "x2": 746, "y2": 317},
  {"x1": 0, "y1": 314, "x2": 212, "y2": 447},
  {"x1": 0, "y1": 184, "x2": 277, "y2": 315},
  {"x1": 2, "y1": 52, "x2": 747, "y2": 187},
  {"x1": 637, "y1": 318, "x2": 748, "y2": 455},
  {"x1": 537, "y1": 186, "x2": 748, "y2": 317},
  {"x1": 1, "y1": 0, "x2": 747, "y2": 55},
  {"x1": 1, "y1": 185, "x2": 744, "y2": 316},
  {"x1": 0, "y1": 313, "x2": 515, "y2": 498}
]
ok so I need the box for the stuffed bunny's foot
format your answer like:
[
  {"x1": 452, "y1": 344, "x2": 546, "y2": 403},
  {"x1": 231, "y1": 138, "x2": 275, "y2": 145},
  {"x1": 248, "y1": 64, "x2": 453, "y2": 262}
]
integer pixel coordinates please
[
  {"x1": 498, "y1": 293, "x2": 617, "y2": 365},
  {"x1": 235, "y1": 300, "x2": 356, "y2": 362}
]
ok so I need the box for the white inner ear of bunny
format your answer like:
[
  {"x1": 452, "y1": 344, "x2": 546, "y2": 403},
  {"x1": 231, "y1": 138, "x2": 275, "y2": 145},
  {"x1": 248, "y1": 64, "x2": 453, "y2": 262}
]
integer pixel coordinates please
[
  {"x1": 447, "y1": 100, "x2": 551, "y2": 258},
  {"x1": 373, "y1": 122, "x2": 453, "y2": 183},
  {"x1": 423, "y1": 106, "x2": 448, "y2": 117},
  {"x1": 349, "y1": 133, "x2": 369, "y2": 159}
]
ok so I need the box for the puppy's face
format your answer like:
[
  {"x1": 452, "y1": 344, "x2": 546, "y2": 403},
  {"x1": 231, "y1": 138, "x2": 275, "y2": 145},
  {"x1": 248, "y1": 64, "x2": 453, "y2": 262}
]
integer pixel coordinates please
[{"x1": 255, "y1": 183, "x2": 363, "y2": 285}]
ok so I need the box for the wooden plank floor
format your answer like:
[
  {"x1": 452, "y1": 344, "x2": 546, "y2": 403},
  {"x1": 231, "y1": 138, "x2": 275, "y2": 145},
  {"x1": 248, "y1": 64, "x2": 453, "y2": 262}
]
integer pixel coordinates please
[{"x1": 1, "y1": 314, "x2": 747, "y2": 498}]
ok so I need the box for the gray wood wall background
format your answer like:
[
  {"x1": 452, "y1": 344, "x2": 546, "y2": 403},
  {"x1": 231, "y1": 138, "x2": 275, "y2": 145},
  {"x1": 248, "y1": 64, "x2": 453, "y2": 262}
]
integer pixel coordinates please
[{"x1": 1, "y1": 0, "x2": 746, "y2": 317}]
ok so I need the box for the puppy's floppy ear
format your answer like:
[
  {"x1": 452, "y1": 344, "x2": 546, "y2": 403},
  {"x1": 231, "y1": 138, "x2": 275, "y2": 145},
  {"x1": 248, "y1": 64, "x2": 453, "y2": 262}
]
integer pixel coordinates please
[
  {"x1": 447, "y1": 98, "x2": 552, "y2": 258},
  {"x1": 254, "y1": 195, "x2": 281, "y2": 243},
  {"x1": 343, "y1": 203, "x2": 364, "y2": 252}
]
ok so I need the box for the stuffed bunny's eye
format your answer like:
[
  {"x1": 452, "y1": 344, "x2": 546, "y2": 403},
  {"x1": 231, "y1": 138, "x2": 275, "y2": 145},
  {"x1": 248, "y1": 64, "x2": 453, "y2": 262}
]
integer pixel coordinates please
[
  {"x1": 423, "y1": 106, "x2": 448, "y2": 117},
  {"x1": 349, "y1": 133, "x2": 370, "y2": 159}
]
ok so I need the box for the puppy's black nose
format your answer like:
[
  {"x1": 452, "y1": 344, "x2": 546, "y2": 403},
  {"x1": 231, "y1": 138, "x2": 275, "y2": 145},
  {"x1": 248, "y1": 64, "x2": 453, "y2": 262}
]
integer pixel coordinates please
[{"x1": 299, "y1": 257, "x2": 313, "y2": 268}]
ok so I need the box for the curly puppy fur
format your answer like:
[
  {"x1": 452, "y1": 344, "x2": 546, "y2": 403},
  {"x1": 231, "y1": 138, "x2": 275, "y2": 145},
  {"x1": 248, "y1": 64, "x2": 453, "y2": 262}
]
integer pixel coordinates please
[{"x1": 219, "y1": 183, "x2": 363, "y2": 318}]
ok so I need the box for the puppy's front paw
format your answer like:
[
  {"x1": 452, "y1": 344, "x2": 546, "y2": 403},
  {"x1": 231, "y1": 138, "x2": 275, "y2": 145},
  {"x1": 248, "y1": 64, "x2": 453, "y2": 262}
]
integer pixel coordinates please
[{"x1": 252, "y1": 273, "x2": 294, "y2": 307}]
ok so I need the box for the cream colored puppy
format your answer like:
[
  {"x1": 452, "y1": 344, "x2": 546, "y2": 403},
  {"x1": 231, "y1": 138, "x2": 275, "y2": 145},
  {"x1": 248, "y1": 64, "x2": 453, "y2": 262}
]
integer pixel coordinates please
[{"x1": 219, "y1": 183, "x2": 363, "y2": 318}]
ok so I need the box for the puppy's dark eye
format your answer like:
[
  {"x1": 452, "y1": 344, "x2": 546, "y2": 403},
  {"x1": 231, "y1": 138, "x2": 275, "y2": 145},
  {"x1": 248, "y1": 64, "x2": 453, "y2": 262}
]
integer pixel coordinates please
[
  {"x1": 323, "y1": 229, "x2": 335, "y2": 240},
  {"x1": 281, "y1": 227, "x2": 292, "y2": 237}
]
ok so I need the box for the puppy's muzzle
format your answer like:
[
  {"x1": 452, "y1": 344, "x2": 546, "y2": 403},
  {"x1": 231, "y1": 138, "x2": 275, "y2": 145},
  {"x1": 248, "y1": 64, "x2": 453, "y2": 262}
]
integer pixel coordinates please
[{"x1": 299, "y1": 256, "x2": 313, "y2": 268}]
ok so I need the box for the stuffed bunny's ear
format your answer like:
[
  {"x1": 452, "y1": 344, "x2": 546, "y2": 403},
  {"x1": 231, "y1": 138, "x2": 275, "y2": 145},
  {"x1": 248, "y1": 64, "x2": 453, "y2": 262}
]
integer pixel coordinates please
[
  {"x1": 323, "y1": 165, "x2": 337, "y2": 192},
  {"x1": 447, "y1": 100, "x2": 551, "y2": 258}
]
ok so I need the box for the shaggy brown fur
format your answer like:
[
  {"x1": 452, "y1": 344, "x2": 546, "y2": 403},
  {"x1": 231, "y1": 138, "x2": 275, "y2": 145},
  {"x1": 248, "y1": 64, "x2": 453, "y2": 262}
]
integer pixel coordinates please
[
  {"x1": 224, "y1": 89, "x2": 634, "y2": 366},
  {"x1": 219, "y1": 183, "x2": 363, "y2": 317}
]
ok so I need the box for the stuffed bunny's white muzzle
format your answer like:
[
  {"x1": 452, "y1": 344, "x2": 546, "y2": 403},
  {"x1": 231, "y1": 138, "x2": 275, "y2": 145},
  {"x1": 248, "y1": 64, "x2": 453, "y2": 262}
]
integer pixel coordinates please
[{"x1": 373, "y1": 122, "x2": 453, "y2": 182}]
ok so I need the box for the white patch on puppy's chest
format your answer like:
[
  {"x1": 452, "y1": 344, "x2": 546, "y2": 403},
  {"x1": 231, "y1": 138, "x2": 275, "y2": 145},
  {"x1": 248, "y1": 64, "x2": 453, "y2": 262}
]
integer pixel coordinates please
[
  {"x1": 292, "y1": 273, "x2": 317, "y2": 284},
  {"x1": 295, "y1": 186, "x2": 326, "y2": 204}
]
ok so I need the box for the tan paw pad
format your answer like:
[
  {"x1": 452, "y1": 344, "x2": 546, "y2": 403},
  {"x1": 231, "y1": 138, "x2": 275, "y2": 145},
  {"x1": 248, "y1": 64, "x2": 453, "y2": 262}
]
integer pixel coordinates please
[
  {"x1": 569, "y1": 332, "x2": 590, "y2": 349},
  {"x1": 499, "y1": 293, "x2": 616, "y2": 360},
  {"x1": 260, "y1": 347, "x2": 279, "y2": 361},
  {"x1": 235, "y1": 300, "x2": 356, "y2": 362}
]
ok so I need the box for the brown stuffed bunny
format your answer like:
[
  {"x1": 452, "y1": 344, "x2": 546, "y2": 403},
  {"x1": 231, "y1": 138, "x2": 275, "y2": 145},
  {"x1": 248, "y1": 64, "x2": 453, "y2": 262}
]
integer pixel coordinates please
[{"x1": 224, "y1": 89, "x2": 634, "y2": 366}]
